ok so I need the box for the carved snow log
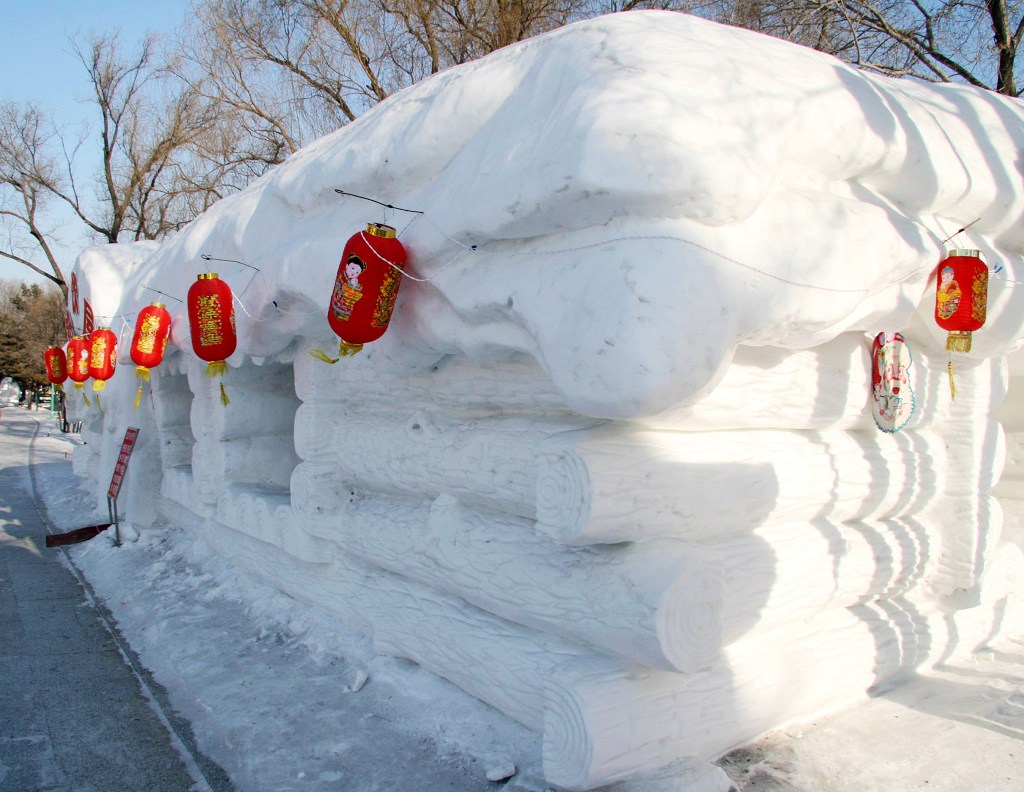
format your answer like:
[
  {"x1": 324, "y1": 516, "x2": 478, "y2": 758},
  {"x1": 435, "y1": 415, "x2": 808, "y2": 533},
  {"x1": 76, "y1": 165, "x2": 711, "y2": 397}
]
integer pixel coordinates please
[
  {"x1": 535, "y1": 426, "x2": 966, "y2": 545},
  {"x1": 154, "y1": 434, "x2": 194, "y2": 471},
  {"x1": 541, "y1": 598, "x2": 1024, "y2": 790},
  {"x1": 215, "y1": 484, "x2": 327, "y2": 564},
  {"x1": 161, "y1": 466, "x2": 208, "y2": 516},
  {"x1": 194, "y1": 359, "x2": 299, "y2": 440},
  {"x1": 293, "y1": 407, "x2": 592, "y2": 517},
  {"x1": 712, "y1": 517, "x2": 943, "y2": 645},
  {"x1": 994, "y1": 376, "x2": 1024, "y2": 502},
  {"x1": 928, "y1": 416, "x2": 1006, "y2": 595},
  {"x1": 931, "y1": 495, "x2": 1004, "y2": 597},
  {"x1": 640, "y1": 335, "x2": 1007, "y2": 432},
  {"x1": 299, "y1": 494, "x2": 723, "y2": 672},
  {"x1": 196, "y1": 519, "x2": 594, "y2": 731},
  {"x1": 294, "y1": 339, "x2": 569, "y2": 415},
  {"x1": 194, "y1": 513, "x2": 1024, "y2": 792},
  {"x1": 192, "y1": 434, "x2": 299, "y2": 502},
  {"x1": 151, "y1": 370, "x2": 195, "y2": 468}
]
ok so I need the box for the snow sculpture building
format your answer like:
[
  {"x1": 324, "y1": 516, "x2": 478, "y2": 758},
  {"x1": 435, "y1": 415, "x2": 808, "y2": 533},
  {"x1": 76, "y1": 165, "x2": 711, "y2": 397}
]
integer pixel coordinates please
[{"x1": 66, "y1": 11, "x2": 1024, "y2": 790}]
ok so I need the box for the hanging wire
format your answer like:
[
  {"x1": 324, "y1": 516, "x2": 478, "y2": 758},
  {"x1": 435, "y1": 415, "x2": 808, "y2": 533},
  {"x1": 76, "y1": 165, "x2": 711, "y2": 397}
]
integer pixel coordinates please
[
  {"x1": 231, "y1": 292, "x2": 324, "y2": 322},
  {"x1": 340, "y1": 188, "x2": 937, "y2": 295},
  {"x1": 939, "y1": 217, "x2": 982, "y2": 245},
  {"x1": 142, "y1": 284, "x2": 184, "y2": 303},
  {"x1": 201, "y1": 253, "x2": 260, "y2": 271},
  {"x1": 334, "y1": 189, "x2": 425, "y2": 215}
]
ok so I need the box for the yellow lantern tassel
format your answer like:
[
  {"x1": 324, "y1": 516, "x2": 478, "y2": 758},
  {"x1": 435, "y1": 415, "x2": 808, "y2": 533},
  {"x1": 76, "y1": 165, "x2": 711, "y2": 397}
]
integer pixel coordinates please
[
  {"x1": 338, "y1": 340, "x2": 363, "y2": 357},
  {"x1": 95, "y1": 394, "x2": 103, "y2": 413},
  {"x1": 220, "y1": 382, "x2": 230, "y2": 406},
  {"x1": 308, "y1": 348, "x2": 340, "y2": 365},
  {"x1": 206, "y1": 360, "x2": 228, "y2": 377},
  {"x1": 134, "y1": 385, "x2": 144, "y2": 410},
  {"x1": 74, "y1": 382, "x2": 91, "y2": 406},
  {"x1": 92, "y1": 380, "x2": 106, "y2": 392},
  {"x1": 135, "y1": 366, "x2": 151, "y2": 381},
  {"x1": 948, "y1": 360, "x2": 957, "y2": 401}
]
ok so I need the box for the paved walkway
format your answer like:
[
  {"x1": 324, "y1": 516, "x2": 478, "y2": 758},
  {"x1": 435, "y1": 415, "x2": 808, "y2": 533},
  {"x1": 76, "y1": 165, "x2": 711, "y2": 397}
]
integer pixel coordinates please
[{"x1": 0, "y1": 404, "x2": 233, "y2": 792}]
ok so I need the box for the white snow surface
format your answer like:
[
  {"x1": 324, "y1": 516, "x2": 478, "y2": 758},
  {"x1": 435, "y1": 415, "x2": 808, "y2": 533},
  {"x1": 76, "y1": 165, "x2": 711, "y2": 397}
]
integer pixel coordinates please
[{"x1": 75, "y1": 11, "x2": 1024, "y2": 419}]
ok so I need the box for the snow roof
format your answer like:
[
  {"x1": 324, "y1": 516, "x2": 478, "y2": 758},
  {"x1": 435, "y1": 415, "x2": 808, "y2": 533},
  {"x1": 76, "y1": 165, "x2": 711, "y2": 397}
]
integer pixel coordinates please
[{"x1": 72, "y1": 10, "x2": 1024, "y2": 418}]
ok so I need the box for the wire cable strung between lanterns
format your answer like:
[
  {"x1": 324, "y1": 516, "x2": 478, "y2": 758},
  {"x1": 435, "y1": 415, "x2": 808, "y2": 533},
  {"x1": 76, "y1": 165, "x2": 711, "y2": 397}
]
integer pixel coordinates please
[
  {"x1": 334, "y1": 189, "x2": 424, "y2": 215},
  {"x1": 361, "y1": 226, "x2": 932, "y2": 296},
  {"x1": 337, "y1": 186, "x2": 944, "y2": 295},
  {"x1": 201, "y1": 253, "x2": 261, "y2": 271},
  {"x1": 940, "y1": 217, "x2": 982, "y2": 245},
  {"x1": 142, "y1": 285, "x2": 185, "y2": 303},
  {"x1": 229, "y1": 291, "x2": 320, "y2": 322}
]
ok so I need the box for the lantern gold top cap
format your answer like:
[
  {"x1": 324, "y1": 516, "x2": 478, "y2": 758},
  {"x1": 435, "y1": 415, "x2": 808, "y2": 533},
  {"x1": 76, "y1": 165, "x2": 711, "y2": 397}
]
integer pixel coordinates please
[
  {"x1": 945, "y1": 249, "x2": 982, "y2": 259},
  {"x1": 198, "y1": 272, "x2": 218, "y2": 280},
  {"x1": 150, "y1": 302, "x2": 166, "y2": 309},
  {"x1": 95, "y1": 326, "x2": 110, "y2": 331},
  {"x1": 365, "y1": 223, "x2": 397, "y2": 239}
]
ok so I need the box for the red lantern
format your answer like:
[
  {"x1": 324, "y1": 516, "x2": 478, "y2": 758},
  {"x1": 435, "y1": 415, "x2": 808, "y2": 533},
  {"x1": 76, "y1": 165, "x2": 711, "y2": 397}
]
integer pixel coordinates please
[
  {"x1": 935, "y1": 249, "x2": 988, "y2": 353},
  {"x1": 323, "y1": 223, "x2": 406, "y2": 359},
  {"x1": 187, "y1": 272, "x2": 236, "y2": 404},
  {"x1": 66, "y1": 336, "x2": 91, "y2": 403},
  {"x1": 130, "y1": 302, "x2": 172, "y2": 409},
  {"x1": 88, "y1": 327, "x2": 117, "y2": 392},
  {"x1": 44, "y1": 346, "x2": 68, "y2": 392}
]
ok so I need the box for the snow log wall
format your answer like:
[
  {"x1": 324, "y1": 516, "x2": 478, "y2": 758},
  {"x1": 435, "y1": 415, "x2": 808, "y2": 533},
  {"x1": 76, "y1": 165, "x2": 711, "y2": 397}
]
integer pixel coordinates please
[{"x1": 66, "y1": 329, "x2": 1010, "y2": 791}]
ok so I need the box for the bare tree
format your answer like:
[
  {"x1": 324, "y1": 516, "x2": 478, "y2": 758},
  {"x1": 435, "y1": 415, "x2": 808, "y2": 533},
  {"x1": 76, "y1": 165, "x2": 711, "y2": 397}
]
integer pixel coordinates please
[
  {"x1": 0, "y1": 30, "x2": 261, "y2": 290},
  {"x1": 185, "y1": 0, "x2": 635, "y2": 158},
  {"x1": 64, "y1": 32, "x2": 228, "y2": 241},
  {"x1": 0, "y1": 104, "x2": 70, "y2": 294},
  {"x1": 706, "y1": 0, "x2": 1024, "y2": 96}
]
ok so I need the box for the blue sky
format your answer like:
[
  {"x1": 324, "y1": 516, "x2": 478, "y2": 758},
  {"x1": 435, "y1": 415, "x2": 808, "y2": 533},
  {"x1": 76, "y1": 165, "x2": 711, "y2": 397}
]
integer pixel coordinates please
[{"x1": 0, "y1": 0, "x2": 191, "y2": 285}]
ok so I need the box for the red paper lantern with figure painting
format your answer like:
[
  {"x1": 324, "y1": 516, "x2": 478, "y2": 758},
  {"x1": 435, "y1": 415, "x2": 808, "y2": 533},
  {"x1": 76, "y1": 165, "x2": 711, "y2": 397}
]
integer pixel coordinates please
[
  {"x1": 66, "y1": 335, "x2": 91, "y2": 403},
  {"x1": 88, "y1": 327, "x2": 117, "y2": 393},
  {"x1": 319, "y1": 223, "x2": 406, "y2": 361},
  {"x1": 130, "y1": 302, "x2": 172, "y2": 409},
  {"x1": 934, "y1": 249, "x2": 989, "y2": 353},
  {"x1": 187, "y1": 272, "x2": 236, "y2": 404},
  {"x1": 44, "y1": 346, "x2": 68, "y2": 392}
]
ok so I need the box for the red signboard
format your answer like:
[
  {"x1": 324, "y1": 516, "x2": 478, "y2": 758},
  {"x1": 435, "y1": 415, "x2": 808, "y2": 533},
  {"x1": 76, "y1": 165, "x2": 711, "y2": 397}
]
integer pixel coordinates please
[
  {"x1": 83, "y1": 299, "x2": 94, "y2": 336},
  {"x1": 107, "y1": 427, "x2": 140, "y2": 499}
]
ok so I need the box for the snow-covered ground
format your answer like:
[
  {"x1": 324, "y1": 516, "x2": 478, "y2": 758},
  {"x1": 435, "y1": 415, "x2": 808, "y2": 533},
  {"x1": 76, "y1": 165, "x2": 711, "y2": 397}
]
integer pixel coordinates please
[{"x1": 9, "y1": 399, "x2": 1024, "y2": 791}]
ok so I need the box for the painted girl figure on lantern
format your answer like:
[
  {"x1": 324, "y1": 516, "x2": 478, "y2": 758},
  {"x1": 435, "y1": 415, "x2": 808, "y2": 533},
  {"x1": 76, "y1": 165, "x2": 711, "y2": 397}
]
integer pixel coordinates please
[
  {"x1": 316, "y1": 222, "x2": 407, "y2": 360},
  {"x1": 936, "y1": 266, "x2": 962, "y2": 320},
  {"x1": 331, "y1": 254, "x2": 366, "y2": 321},
  {"x1": 871, "y1": 331, "x2": 916, "y2": 433}
]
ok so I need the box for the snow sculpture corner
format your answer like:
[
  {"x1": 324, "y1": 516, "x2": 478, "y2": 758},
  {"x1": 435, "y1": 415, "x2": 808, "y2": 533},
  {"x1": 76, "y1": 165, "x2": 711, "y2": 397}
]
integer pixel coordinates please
[{"x1": 65, "y1": 11, "x2": 1024, "y2": 790}]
